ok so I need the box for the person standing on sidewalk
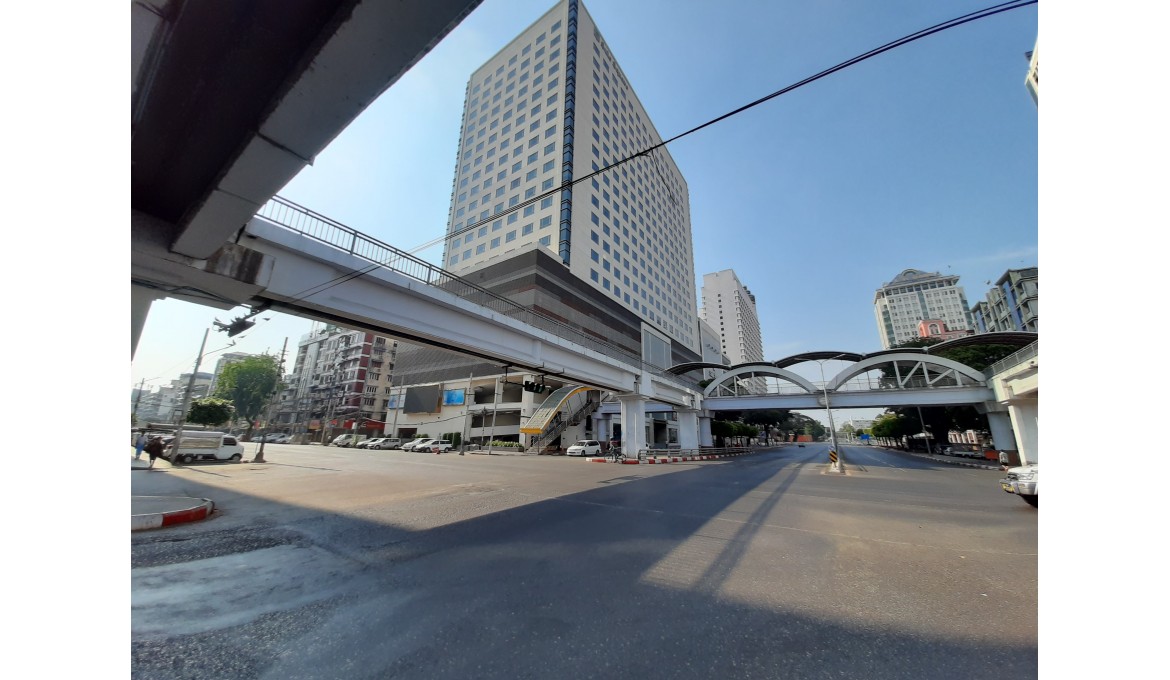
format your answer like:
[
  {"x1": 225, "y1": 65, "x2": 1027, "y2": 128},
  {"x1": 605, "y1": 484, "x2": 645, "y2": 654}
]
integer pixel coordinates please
[
  {"x1": 144, "y1": 437, "x2": 164, "y2": 469},
  {"x1": 134, "y1": 431, "x2": 147, "y2": 460}
]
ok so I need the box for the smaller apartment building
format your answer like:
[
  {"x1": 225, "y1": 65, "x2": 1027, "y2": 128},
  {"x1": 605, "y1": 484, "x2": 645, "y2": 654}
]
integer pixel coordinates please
[
  {"x1": 275, "y1": 325, "x2": 397, "y2": 442},
  {"x1": 970, "y1": 267, "x2": 1038, "y2": 334}
]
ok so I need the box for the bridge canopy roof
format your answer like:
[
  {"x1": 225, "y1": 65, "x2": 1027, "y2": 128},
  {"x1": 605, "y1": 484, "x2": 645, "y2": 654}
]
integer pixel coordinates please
[
  {"x1": 771, "y1": 351, "x2": 864, "y2": 368},
  {"x1": 926, "y1": 331, "x2": 1037, "y2": 353},
  {"x1": 668, "y1": 333, "x2": 1037, "y2": 376}
]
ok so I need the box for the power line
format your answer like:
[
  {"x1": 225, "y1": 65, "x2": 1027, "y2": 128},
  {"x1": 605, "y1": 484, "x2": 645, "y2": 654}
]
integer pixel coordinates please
[{"x1": 267, "y1": 0, "x2": 1036, "y2": 309}]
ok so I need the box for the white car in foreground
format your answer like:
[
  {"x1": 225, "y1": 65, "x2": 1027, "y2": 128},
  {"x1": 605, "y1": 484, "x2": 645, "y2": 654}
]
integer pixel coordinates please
[
  {"x1": 1000, "y1": 464, "x2": 1038, "y2": 508},
  {"x1": 566, "y1": 440, "x2": 602, "y2": 457}
]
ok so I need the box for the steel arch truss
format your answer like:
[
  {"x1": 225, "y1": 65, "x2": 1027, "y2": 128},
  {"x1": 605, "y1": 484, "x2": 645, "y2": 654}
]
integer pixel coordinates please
[
  {"x1": 826, "y1": 353, "x2": 985, "y2": 392},
  {"x1": 702, "y1": 365, "x2": 819, "y2": 398}
]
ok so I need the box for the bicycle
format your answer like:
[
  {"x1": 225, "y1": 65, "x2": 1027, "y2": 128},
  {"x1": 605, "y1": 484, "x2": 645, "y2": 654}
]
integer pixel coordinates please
[{"x1": 609, "y1": 447, "x2": 624, "y2": 463}]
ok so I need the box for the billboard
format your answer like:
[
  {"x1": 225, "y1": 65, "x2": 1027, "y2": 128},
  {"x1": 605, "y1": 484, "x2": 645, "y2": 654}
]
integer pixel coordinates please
[
  {"x1": 404, "y1": 385, "x2": 442, "y2": 413},
  {"x1": 442, "y1": 389, "x2": 466, "y2": 406}
]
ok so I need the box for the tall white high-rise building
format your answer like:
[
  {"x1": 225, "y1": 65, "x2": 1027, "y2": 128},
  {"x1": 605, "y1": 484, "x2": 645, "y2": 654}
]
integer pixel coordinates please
[
  {"x1": 699, "y1": 269, "x2": 764, "y2": 367},
  {"x1": 874, "y1": 269, "x2": 973, "y2": 349},
  {"x1": 441, "y1": 0, "x2": 698, "y2": 355},
  {"x1": 390, "y1": 0, "x2": 702, "y2": 450}
]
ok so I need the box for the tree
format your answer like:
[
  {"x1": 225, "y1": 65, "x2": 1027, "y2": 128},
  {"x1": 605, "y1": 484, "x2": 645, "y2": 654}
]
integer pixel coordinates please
[
  {"x1": 711, "y1": 420, "x2": 734, "y2": 447},
  {"x1": 214, "y1": 355, "x2": 282, "y2": 440},
  {"x1": 187, "y1": 397, "x2": 235, "y2": 428}
]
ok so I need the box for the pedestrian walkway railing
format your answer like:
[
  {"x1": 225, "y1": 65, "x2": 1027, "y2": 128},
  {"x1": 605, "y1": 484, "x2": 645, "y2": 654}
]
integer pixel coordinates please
[
  {"x1": 256, "y1": 196, "x2": 696, "y2": 390},
  {"x1": 984, "y1": 341, "x2": 1038, "y2": 379}
]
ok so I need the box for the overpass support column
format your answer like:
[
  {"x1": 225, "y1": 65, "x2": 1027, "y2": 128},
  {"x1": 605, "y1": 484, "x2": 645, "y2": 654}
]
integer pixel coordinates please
[
  {"x1": 986, "y1": 411, "x2": 1016, "y2": 458},
  {"x1": 676, "y1": 409, "x2": 699, "y2": 451},
  {"x1": 617, "y1": 395, "x2": 647, "y2": 458},
  {"x1": 131, "y1": 286, "x2": 164, "y2": 359},
  {"x1": 699, "y1": 412, "x2": 714, "y2": 448},
  {"x1": 1008, "y1": 399, "x2": 1038, "y2": 465}
]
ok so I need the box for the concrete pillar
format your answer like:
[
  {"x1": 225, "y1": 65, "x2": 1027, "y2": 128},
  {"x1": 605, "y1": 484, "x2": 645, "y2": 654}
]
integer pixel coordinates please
[
  {"x1": 986, "y1": 411, "x2": 1016, "y2": 457},
  {"x1": 677, "y1": 409, "x2": 699, "y2": 451},
  {"x1": 599, "y1": 414, "x2": 612, "y2": 443},
  {"x1": 699, "y1": 413, "x2": 714, "y2": 447},
  {"x1": 617, "y1": 394, "x2": 647, "y2": 458},
  {"x1": 131, "y1": 286, "x2": 163, "y2": 359},
  {"x1": 1007, "y1": 399, "x2": 1038, "y2": 465}
]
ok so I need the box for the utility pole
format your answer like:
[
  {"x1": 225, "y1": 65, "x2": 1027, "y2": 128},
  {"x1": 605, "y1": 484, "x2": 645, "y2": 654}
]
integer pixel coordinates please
[
  {"x1": 253, "y1": 338, "x2": 287, "y2": 464},
  {"x1": 390, "y1": 374, "x2": 402, "y2": 440},
  {"x1": 169, "y1": 328, "x2": 210, "y2": 466},
  {"x1": 132, "y1": 378, "x2": 146, "y2": 426}
]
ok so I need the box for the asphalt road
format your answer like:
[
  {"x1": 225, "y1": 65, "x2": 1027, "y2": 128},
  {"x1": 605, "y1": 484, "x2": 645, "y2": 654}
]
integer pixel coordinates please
[{"x1": 131, "y1": 443, "x2": 1037, "y2": 679}]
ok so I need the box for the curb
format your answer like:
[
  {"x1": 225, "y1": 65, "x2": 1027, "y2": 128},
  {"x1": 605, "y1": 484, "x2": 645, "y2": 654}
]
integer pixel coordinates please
[
  {"x1": 585, "y1": 450, "x2": 755, "y2": 465},
  {"x1": 131, "y1": 496, "x2": 215, "y2": 531},
  {"x1": 893, "y1": 449, "x2": 1001, "y2": 471}
]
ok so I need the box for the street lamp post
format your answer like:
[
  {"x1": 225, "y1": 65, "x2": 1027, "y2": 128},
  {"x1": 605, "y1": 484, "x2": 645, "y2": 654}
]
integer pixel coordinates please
[
  {"x1": 916, "y1": 405, "x2": 932, "y2": 455},
  {"x1": 816, "y1": 355, "x2": 846, "y2": 473}
]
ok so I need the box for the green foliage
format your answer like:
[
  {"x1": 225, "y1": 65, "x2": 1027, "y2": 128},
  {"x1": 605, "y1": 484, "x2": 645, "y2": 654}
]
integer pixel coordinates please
[
  {"x1": 893, "y1": 337, "x2": 942, "y2": 349},
  {"x1": 186, "y1": 397, "x2": 235, "y2": 427},
  {"x1": 889, "y1": 338, "x2": 1022, "y2": 373},
  {"x1": 489, "y1": 440, "x2": 523, "y2": 448},
  {"x1": 871, "y1": 412, "x2": 923, "y2": 445},
  {"x1": 732, "y1": 422, "x2": 758, "y2": 438},
  {"x1": 803, "y1": 419, "x2": 826, "y2": 440},
  {"x1": 442, "y1": 432, "x2": 462, "y2": 447},
  {"x1": 932, "y1": 344, "x2": 1021, "y2": 373},
  {"x1": 213, "y1": 355, "x2": 282, "y2": 433}
]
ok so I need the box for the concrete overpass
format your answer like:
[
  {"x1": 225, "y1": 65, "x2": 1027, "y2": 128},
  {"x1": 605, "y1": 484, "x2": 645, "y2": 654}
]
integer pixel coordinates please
[{"x1": 132, "y1": 0, "x2": 485, "y2": 350}]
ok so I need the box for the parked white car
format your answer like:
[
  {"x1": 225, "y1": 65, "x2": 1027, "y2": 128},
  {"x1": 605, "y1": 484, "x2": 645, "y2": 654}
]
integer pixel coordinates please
[
  {"x1": 404, "y1": 438, "x2": 437, "y2": 452},
  {"x1": 1000, "y1": 463, "x2": 1038, "y2": 508},
  {"x1": 372, "y1": 438, "x2": 402, "y2": 450},
  {"x1": 331, "y1": 434, "x2": 365, "y2": 448},
  {"x1": 566, "y1": 439, "x2": 602, "y2": 457},
  {"x1": 359, "y1": 438, "x2": 385, "y2": 449},
  {"x1": 429, "y1": 440, "x2": 454, "y2": 453}
]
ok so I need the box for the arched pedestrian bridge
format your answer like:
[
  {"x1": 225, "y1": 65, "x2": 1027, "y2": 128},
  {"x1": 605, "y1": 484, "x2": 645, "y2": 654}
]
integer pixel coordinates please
[{"x1": 668, "y1": 336, "x2": 1036, "y2": 411}]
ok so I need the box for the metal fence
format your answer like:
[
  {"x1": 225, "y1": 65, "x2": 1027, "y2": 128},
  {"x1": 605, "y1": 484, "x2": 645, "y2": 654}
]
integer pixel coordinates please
[
  {"x1": 984, "y1": 341, "x2": 1039, "y2": 379},
  {"x1": 256, "y1": 196, "x2": 696, "y2": 390}
]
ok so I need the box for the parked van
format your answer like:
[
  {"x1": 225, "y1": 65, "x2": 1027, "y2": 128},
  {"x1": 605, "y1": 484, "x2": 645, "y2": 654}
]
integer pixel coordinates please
[{"x1": 166, "y1": 431, "x2": 245, "y2": 463}]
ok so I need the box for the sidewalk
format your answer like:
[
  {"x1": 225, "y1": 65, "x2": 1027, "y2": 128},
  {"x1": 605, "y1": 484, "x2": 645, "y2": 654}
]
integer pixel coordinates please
[
  {"x1": 131, "y1": 455, "x2": 216, "y2": 531},
  {"x1": 881, "y1": 448, "x2": 1002, "y2": 470}
]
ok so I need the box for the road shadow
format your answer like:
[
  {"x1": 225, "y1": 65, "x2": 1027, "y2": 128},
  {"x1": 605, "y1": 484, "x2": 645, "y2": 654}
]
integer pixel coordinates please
[{"x1": 132, "y1": 449, "x2": 1036, "y2": 679}]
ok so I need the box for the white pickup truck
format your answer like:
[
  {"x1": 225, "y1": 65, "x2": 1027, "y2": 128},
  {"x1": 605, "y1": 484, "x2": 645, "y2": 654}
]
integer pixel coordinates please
[{"x1": 1000, "y1": 463, "x2": 1038, "y2": 508}]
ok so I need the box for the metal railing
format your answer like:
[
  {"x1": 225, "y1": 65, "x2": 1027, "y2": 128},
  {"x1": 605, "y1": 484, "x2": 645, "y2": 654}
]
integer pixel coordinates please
[
  {"x1": 984, "y1": 341, "x2": 1038, "y2": 379},
  {"x1": 634, "y1": 446, "x2": 751, "y2": 461},
  {"x1": 256, "y1": 196, "x2": 696, "y2": 390}
]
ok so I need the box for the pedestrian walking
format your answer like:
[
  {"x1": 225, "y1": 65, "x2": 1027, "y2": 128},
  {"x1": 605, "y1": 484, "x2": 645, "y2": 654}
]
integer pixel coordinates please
[
  {"x1": 134, "y1": 431, "x2": 147, "y2": 460},
  {"x1": 144, "y1": 436, "x2": 164, "y2": 469}
]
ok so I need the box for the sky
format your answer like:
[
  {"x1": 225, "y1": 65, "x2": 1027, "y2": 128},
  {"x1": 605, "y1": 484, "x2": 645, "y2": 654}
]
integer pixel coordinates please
[{"x1": 130, "y1": 0, "x2": 1038, "y2": 423}]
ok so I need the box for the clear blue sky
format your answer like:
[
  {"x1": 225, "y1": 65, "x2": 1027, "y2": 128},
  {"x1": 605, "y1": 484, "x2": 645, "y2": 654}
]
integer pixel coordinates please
[{"x1": 131, "y1": 0, "x2": 1038, "y2": 417}]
